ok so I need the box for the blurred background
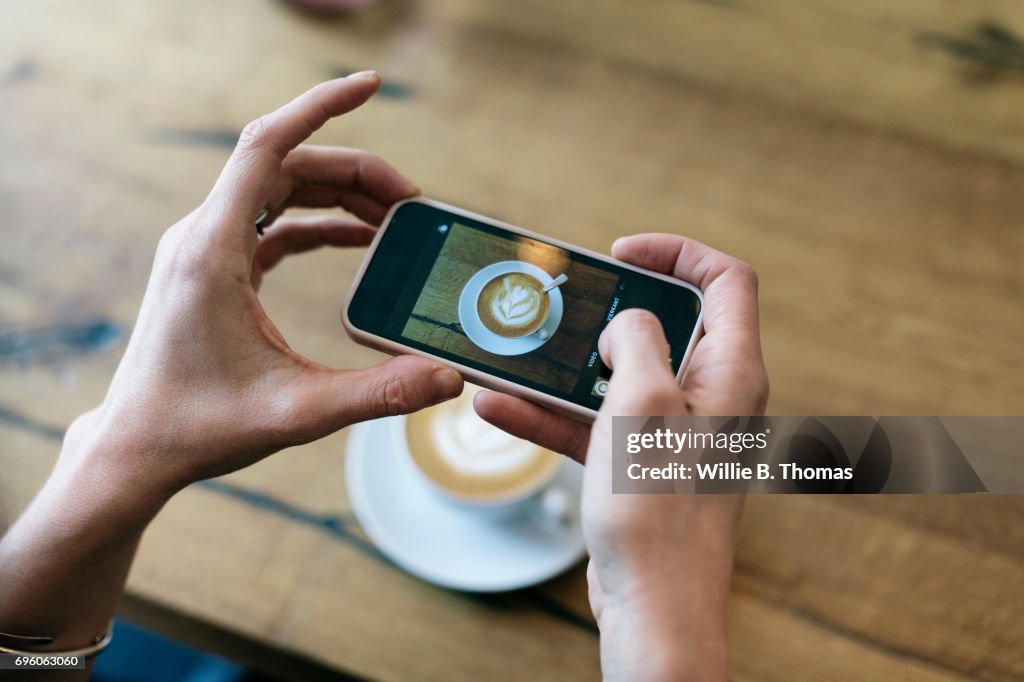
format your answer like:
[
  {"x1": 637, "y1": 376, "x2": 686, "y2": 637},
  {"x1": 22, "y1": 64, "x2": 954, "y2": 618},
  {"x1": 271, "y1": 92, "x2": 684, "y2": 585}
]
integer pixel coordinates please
[{"x1": 2, "y1": 1, "x2": 1023, "y2": 680}]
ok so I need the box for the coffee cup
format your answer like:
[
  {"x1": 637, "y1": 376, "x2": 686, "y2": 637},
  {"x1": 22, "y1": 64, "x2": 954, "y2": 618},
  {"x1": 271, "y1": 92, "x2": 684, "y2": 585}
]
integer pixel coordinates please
[
  {"x1": 476, "y1": 272, "x2": 552, "y2": 339},
  {"x1": 393, "y1": 385, "x2": 567, "y2": 519}
]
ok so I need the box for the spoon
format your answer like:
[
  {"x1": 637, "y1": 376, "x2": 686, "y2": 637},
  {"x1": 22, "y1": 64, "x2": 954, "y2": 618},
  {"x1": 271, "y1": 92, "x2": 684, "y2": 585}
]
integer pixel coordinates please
[{"x1": 541, "y1": 273, "x2": 568, "y2": 294}]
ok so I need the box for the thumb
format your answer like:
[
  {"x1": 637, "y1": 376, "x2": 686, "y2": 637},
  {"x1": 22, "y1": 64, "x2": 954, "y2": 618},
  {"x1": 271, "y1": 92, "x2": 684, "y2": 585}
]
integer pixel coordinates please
[
  {"x1": 288, "y1": 355, "x2": 464, "y2": 441},
  {"x1": 597, "y1": 308, "x2": 681, "y2": 416}
]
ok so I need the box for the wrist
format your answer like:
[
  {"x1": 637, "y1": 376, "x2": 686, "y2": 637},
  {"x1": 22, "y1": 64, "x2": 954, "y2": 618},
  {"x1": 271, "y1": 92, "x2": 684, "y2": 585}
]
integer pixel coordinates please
[
  {"x1": 598, "y1": 585, "x2": 729, "y2": 681},
  {"x1": 0, "y1": 411, "x2": 172, "y2": 644},
  {"x1": 55, "y1": 408, "x2": 178, "y2": 528},
  {"x1": 593, "y1": 497, "x2": 742, "y2": 681}
]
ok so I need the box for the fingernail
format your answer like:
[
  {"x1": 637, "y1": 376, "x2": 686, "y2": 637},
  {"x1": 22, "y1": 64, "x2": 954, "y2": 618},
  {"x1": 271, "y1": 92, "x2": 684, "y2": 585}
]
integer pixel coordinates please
[
  {"x1": 431, "y1": 366, "x2": 462, "y2": 400},
  {"x1": 348, "y1": 70, "x2": 379, "y2": 80},
  {"x1": 611, "y1": 237, "x2": 625, "y2": 252}
]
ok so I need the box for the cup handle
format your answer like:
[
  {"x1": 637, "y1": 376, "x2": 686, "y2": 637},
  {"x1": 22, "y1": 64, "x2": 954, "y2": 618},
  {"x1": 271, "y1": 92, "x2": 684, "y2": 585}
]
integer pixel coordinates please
[{"x1": 531, "y1": 486, "x2": 575, "y2": 532}]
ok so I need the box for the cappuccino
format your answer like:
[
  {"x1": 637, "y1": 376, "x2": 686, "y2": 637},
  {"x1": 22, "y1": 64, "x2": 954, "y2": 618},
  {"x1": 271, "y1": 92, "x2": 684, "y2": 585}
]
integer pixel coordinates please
[
  {"x1": 405, "y1": 386, "x2": 560, "y2": 501},
  {"x1": 476, "y1": 273, "x2": 550, "y2": 338}
]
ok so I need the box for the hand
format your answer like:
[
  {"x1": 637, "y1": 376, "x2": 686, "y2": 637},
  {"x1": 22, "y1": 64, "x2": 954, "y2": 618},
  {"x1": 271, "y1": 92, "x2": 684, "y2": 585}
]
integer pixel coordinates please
[
  {"x1": 73, "y1": 72, "x2": 464, "y2": 498},
  {"x1": 0, "y1": 76, "x2": 465, "y2": 671},
  {"x1": 474, "y1": 235, "x2": 767, "y2": 680}
]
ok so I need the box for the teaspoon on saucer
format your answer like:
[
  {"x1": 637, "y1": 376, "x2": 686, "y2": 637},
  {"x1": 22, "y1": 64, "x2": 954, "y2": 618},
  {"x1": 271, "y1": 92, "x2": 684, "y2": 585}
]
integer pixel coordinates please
[{"x1": 541, "y1": 273, "x2": 568, "y2": 294}]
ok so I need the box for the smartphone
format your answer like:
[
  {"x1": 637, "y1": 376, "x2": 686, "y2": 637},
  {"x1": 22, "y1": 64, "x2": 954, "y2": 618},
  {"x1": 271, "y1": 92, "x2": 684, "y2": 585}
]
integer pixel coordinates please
[{"x1": 343, "y1": 198, "x2": 703, "y2": 422}]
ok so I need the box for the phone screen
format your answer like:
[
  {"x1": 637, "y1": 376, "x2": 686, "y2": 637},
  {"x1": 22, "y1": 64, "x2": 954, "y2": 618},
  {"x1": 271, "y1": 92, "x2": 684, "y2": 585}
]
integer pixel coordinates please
[{"x1": 348, "y1": 201, "x2": 702, "y2": 412}]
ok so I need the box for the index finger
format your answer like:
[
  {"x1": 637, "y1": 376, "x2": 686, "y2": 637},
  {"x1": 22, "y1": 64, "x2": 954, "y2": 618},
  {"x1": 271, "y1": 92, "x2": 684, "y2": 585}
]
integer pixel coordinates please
[
  {"x1": 209, "y1": 72, "x2": 383, "y2": 226},
  {"x1": 473, "y1": 391, "x2": 591, "y2": 464}
]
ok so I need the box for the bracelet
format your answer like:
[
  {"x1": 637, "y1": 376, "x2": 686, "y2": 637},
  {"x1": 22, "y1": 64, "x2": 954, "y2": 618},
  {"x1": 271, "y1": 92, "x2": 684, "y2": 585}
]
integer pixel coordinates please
[{"x1": 0, "y1": 621, "x2": 113, "y2": 659}]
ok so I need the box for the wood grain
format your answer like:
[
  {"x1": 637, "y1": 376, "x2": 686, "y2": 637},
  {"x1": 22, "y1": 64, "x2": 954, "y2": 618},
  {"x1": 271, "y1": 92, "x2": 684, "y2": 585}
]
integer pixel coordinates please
[
  {"x1": 2, "y1": 0, "x2": 1023, "y2": 680},
  {"x1": 406, "y1": 223, "x2": 616, "y2": 392}
]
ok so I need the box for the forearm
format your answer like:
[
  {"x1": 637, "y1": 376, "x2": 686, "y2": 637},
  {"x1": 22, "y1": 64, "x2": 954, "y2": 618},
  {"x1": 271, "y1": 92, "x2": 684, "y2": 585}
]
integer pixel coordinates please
[
  {"x1": 0, "y1": 414, "x2": 172, "y2": 676},
  {"x1": 597, "y1": 495, "x2": 742, "y2": 681}
]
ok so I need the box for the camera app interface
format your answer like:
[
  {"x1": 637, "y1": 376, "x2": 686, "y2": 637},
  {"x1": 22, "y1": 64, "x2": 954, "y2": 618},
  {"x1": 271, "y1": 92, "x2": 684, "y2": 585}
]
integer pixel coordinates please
[{"x1": 358, "y1": 205, "x2": 701, "y2": 411}]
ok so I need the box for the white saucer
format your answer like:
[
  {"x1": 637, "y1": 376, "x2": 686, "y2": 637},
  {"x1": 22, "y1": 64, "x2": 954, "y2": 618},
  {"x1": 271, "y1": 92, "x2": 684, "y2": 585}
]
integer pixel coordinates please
[
  {"x1": 345, "y1": 418, "x2": 586, "y2": 592},
  {"x1": 458, "y1": 261, "x2": 564, "y2": 356}
]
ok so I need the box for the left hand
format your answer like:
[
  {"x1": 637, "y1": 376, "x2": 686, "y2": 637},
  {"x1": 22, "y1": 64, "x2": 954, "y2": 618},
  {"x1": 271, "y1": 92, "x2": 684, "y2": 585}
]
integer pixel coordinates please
[
  {"x1": 71, "y1": 73, "x2": 464, "y2": 498},
  {"x1": 1, "y1": 76, "x2": 463, "y2": 669}
]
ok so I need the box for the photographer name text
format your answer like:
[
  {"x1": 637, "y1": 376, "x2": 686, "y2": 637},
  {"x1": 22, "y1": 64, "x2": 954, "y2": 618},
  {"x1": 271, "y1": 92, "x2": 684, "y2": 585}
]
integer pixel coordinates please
[{"x1": 627, "y1": 461, "x2": 852, "y2": 481}]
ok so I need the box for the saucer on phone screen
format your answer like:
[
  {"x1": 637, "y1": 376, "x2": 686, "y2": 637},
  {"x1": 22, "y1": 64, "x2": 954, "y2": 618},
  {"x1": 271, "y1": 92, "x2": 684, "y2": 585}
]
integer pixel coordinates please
[
  {"x1": 458, "y1": 261, "x2": 564, "y2": 356},
  {"x1": 345, "y1": 418, "x2": 586, "y2": 592}
]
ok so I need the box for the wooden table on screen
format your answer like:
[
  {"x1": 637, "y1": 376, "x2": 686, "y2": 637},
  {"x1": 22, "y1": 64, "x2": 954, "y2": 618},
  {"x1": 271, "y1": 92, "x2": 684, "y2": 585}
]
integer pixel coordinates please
[
  {"x1": 2, "y1": 1, "x2": 1024, "y2": 680},
  {"x1": 406, "y1": 223, "x2": 617, "y2": 393}
]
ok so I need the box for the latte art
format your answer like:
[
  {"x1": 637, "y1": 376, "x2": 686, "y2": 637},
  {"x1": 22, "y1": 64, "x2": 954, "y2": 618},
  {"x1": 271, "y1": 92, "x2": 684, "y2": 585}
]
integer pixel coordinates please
[
  {"x1": 431, "y1": 393, "x2": 539, "y2": 476},
  {"x1": 477, "y1": 273, "x2": 551, "y2": 338},
  {"x1": 405, "y1": 385, "x2": 560, "y2": 500},
  {"x1": 490, "y1": 279, "x2": 543, "y2": 327}
]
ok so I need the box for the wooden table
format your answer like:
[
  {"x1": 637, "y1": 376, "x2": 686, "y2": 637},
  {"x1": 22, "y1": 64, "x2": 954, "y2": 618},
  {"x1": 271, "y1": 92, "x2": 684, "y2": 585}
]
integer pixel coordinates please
[{"x1": 2, "y1": 1, "x2": 1023, "y2": 680}]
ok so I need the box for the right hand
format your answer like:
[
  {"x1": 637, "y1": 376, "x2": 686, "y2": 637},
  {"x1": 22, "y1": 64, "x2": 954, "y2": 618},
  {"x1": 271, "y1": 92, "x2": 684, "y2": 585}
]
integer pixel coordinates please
[{"x1": 474, "y1": 234, "x2": 768, "y2": 680}]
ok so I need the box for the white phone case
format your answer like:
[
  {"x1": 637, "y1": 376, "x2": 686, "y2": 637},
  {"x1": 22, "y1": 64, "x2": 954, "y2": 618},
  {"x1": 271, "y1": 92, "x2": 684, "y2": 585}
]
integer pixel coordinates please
[{"x1": 341, "y1": 197, "x2": 704, "y2": 423}]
